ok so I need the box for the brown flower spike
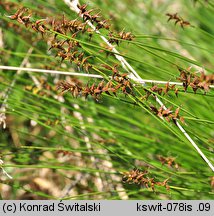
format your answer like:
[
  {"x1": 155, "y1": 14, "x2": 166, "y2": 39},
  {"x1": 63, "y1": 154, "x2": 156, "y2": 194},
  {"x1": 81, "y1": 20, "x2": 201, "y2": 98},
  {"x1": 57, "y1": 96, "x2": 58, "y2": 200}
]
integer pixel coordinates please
[
  {"x1": 122, "y1": 168, "x2": 170, "y2": 191},
  {"x1": 166, "y1": 13, "x2": 191, "y2": 28}
]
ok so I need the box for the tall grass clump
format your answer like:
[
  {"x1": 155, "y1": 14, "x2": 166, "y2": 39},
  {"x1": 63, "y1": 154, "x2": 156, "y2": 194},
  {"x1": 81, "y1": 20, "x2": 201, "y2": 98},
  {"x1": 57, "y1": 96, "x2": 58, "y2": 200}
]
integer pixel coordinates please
[{"x1": 0, "y1": 0, "x2": 214, "y2": 200}]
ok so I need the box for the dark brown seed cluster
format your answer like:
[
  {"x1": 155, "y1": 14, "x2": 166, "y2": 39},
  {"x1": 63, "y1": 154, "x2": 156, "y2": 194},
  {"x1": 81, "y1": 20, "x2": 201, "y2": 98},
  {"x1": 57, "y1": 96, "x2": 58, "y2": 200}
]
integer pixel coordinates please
[
  {"x1": 56, "y1": 79, "x2": 82, "y2": 98},
  {"x1": 150, "y1": 106, "x2": 185, "y2": 123},
  {"x1": 7, "y1": 6, "x2": 136, "y2": 102},
  {"x1": 7, "y1": 8, "x2": 32, "y2": 27},
  {"x1": 48, "y1": 15, "x2": 87, "y2": 37},
  {"x1": 143, "y1": 82, "x2": 179, "y2": 100},
  {"x1": 142, "y1": 68, "x2": 214, "y2": 101},
  {"x1": 122, "y1": 168, "x2": 170, "y2": 191},
  {"x1": 7, "y1": 8, "x2": 46, "y2": 34},
  {"x1": 78, "y1": 3, "x2": 134, "y2": 44},
  {"x1": 108, "y1": 30, "x2": 134, "y2": 45},
  {"x1": 78, "y1": 4, "x2": 110, "y2": 30},
  {"x1": 166, "y1": 13, "x2": 191, "y2": 28},
  {"x1": 8, "y1": 7, "x2": 213, "y2": 122},
  {"x1": 8, "y1": 7, "x2": 91, "y2": 37},
  {"x1": 56, "y1": 69, "x2": 133, "y2": 100},
  {"x1": 158, "y1": 155, "x2": 179, "y2": 169},
  {"x1": 101, "y1": 64, "x2": 133, "y2": 95},
  {"x1": 177, "y1": 68, "x2": 214, "y2": 93},
  {"x1": 7, "y1": 5, "x2": 135, "y2": 73},
  {"x1": 7, "y1": 8, "x2": 93, "y2": 71},
  {"x1": 50, "y1": 40, "x2": 92, "y2": 71},
  {"x1": 0, "y1": 4, "x2": 31, "y2": 36}
]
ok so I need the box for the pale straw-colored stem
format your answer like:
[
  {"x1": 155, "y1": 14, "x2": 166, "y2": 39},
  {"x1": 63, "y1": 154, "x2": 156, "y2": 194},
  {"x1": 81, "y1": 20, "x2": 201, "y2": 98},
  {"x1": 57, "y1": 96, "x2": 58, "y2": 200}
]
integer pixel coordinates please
[
  {"x1": 1, "y1": 65, "x2": 214, "y2": 88},
  {"x1": 155, "y1": 95, "x2": 214, "y2": 172},
  {"x1": 63, "y1": 0, "x2": 214, "y2": 172},
  {"x1": 131, "y1": 76, "x2": 214, "y2": 88},
  {"x1": 175, "y1": 121, "x2": 214, "y2": 171},
  {"x1": 0, "y1": 65, "x2": 103, "y2": 78}
]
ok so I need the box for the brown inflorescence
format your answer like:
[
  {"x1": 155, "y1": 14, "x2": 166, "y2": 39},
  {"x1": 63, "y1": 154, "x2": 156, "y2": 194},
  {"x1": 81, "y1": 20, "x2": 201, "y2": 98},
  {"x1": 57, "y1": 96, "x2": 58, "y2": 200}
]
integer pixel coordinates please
[
  {"x1": 150, "y1": 105, "x2": 185, "y2": 124},
  {"x1": 56, "y1": 69, "x2": 134, "y2": 101},
  {"x1": 8, "y1": 6, "x2": 213, "y2": 119},
  {"x1": 77, "y1": 3, "x2": 134, "y2": 44},
  {"x1": 7, "y1": 7, "x2": 94, "y2": 71},
  {"x1": 142, "y1": 82, "x2": 178, "y2": 100},
  {"x1": 158, "y1": 155, "x2": 179, "y2": 169},
  {"x1": 7, "y1": 5, "x2": 135, "y2": 73},
  {"x1": 177, "y1": 68, "x2": 214, "y2": 94},
  {"x1": 166, "y1": 13, "x2": 191, "y2": 28},
  {"x1": 78, "y1": 4, "x2": 111, "y2": 30},
  {"x1": 142, "y1": 68, "x2": 214, "y2": 101},
  {"x1": 122, "y1": 168, "x2": 170, "y2": 191},
  {"x1": 108, "y1": 30, "x2": 134, "y2": 45}
]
